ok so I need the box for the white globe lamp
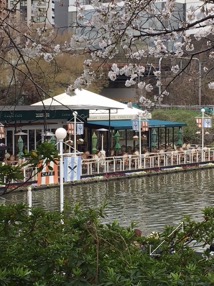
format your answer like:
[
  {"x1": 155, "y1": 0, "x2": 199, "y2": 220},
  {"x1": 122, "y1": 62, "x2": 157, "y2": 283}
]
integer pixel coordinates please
[{"x1": 55, "y1": 128, "x2": 67, "y2": 141}]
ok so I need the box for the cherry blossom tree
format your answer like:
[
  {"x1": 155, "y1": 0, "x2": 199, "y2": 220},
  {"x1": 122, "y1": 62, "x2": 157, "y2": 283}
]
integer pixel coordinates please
[
  {"x1": 65, "y1": 0, "x2": 214, "y2": 107},
  {"x1": 1, "y1": 0, "x2": 214, "y2": 106}
]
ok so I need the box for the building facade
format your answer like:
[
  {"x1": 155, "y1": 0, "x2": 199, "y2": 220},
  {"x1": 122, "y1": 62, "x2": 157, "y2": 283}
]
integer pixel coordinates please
[{"x1": 0, "y1": 0, "x2": 55, "y2": 25}]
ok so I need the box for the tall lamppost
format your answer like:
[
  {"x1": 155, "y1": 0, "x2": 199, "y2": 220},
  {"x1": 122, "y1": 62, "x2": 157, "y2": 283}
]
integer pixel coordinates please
[
  {"x1": 138, "y1": 114, "x2": 148, "y2": 168},
  {"x1": 159, "y1": 56, "x2": 202, "y2": 106},
  {"x1": 138, "y1": 115, "x2": 142, "y2": 168},
  {"x1": 73, "y1": 111, "x2": 78, "y2": 156},
  {"x1": 158, "y1": 57, "x2": 163, "y2": 103},
  {"x1": 55, "y1": 127, "x2": 67, "y2": 213},
  {"x1": 67, "y1": 111, "x2": 84, "y2": 155},
  {"x1": 201, "y1": 108, "x2": 205, "y2": 161},
  {"x1": 196, "y1": 108, "x2": 206, "y2": 162},
  {"x1": 179, "y1": 57, "x2": 202, "y2": 106},
  {"x1": 132, "y1": 114, "x2": 148, "y2": 169}
]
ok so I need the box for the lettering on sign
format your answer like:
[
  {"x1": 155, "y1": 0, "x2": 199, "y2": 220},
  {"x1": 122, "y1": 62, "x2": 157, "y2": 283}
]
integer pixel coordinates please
[
  {"x1": 36, "y1": 113, "x2": 50, "y2": 118},
  {"x1": 4, "y1": 114, "x2": 22, "y2": 118},
  {"x1": 41, "y1": 171, "x2": 55, "y2": 177},
  {"x1": 90, "y1": 114, "x2": 152, "y2": 120},
  {"x1": 62, "y1": 112, "x2": 71, "y2": 117}
]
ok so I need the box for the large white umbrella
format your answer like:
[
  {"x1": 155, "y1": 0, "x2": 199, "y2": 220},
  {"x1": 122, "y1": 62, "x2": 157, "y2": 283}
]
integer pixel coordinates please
[
  {"x1": 89, "y1": 106, "x2": 151, "y2": 120},
  {"x1": 31, "y1": 89, "x2": 125, "y2": 110}
]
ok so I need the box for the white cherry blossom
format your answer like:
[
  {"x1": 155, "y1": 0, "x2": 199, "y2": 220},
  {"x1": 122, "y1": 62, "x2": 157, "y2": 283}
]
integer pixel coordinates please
[
  {"x1": 145, "y1": 84, "x2": 153, "y2": 92},
  {"x1": 138, "y1": 82, "x2": 146, "y2": 90},
  {"x1": 171, "y1": 65, "x2": 180, "y2": 74},
  {"x1": 2, "y1": 0, "x2": 214, "y2": 107},
  {"x1": 208, "y1": 82, "x2": 214, "y2": 90}
]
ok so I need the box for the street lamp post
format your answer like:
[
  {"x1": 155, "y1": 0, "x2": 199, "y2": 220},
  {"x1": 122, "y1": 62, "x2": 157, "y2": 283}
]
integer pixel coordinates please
[
  {"x1": 138, "y1": 115, "x2": 142, "y2": 168},
  {"x1": 158, "y1": 57, "x2": 163, "y2": 103},
  {"x1": 201, "y1": 108, "x2": 205, "y2": 161},
  {"x1": 159, "y1": 57, "x2": 202, "y2": 106},
  {"x1": 73, "y1": 111, "x2": 78, "y2": 156},
  {"x1": 198, "y1": 59, "x2": 202, "y2": 106},
  {"x1": 132, "y1": 113, "x2": 148, "y2": 169},
  {"x1": 55, "y1": 127, "x2": 67, "y2": 213},
  {"x1": 136, "y1": 114, "x2": 149, "y2": 169},
  {"x1": 179, "y1": 57, "x2": 202, "y2": 106}
]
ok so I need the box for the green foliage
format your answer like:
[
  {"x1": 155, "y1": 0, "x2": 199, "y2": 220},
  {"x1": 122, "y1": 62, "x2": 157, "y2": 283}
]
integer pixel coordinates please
[
  {"x1": 0, "y1": 163, "x2": 24, "y2": 186},
  {"x1": 24, "y1": 141, "x2": 59, "y2": 172},
  {"x1": 0, "y1": 204, "x2": 214, "y2": 285},
  {"x1": 0, "y1": 141, "x2": 59, "y2": 193},
  {"x1": 152, "y1": 109, "x2": 214, "y2": 144}
]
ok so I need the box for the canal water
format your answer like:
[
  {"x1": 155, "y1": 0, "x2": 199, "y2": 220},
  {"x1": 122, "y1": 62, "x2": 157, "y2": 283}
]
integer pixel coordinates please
[{"x1": 4, "y1": 168, "x2": 214, "y2": 236}]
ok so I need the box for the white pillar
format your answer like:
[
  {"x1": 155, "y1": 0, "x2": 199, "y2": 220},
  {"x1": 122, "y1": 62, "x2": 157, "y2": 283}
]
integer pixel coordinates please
[
  {"x1": 12, "y1": 130, "x2": 15, "y2": 155},
  {"x1": 34, "y1": 129, "x2": 37, "y2": 150},
  {"x1": 201, "y1": 108, "x2": 205, "y2": 161},
  {"x1": 27, "y1": 0, "x2": 31, "y2": 26},
  {"x1": 27, "y1": 130, "x2": 29, "y2": 152},
  {"x1": 27, "y1": 185, "x2": 32, "y2": 215},
  {"x1": 101, "y1": 134, "x2": 104, "y2": 151}
]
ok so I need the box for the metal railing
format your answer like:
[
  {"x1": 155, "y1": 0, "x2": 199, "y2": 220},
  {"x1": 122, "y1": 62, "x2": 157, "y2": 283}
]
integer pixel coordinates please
[
  {"x1": 81, "y1": 148, "x2": 214, "y2": 177},
  {"x1": 4, "y1": 147, "x2": 214, "y2": 186}
]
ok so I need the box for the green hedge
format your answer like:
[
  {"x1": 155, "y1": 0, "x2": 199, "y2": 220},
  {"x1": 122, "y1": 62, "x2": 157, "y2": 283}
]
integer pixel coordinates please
[{"x1": 0, "y1": 204, "x2": 214, "y2": 285}]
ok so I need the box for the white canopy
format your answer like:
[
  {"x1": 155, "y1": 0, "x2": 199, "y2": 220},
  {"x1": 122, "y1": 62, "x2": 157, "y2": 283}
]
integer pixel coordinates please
[
  {"x1": 32, "y1": 89, "x2": 125, "y2": 110},
  {"x1": 89, "y1": 105, "x2": 151, "y2": 120}
]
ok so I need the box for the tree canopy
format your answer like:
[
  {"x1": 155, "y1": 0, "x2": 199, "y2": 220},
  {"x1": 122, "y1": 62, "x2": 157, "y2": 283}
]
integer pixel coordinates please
[{"x1": 1, "y1": 0, "x2": 214, "y2": 106}]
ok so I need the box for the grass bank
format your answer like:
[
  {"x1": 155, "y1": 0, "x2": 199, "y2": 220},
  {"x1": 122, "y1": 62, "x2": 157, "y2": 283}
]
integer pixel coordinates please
[{"x1": 152, "y1": 108, "x2": 214, "y2": 145}]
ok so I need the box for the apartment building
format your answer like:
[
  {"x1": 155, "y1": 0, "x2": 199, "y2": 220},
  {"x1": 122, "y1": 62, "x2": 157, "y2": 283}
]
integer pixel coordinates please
[
  {"x1": 0, "y1": 0, "x2": 54, "y2": 25},
  {"x1": 0, "y1": 0, "x2": 205, "y2": 30}
]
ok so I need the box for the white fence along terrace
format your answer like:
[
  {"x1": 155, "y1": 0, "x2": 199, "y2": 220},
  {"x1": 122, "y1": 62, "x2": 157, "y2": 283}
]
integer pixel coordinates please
[
  {"x1": 81, "y1": 148, "x2": 214, "y2": 177},
  {"x1": 5, "y1": 147, "x2": 214, "y2": 186}
]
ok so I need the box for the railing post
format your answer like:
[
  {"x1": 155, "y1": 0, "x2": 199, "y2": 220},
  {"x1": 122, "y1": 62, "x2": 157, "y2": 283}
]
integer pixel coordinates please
[{"x1": 113, "y1": 157, "x2": 116, "y2": 172}]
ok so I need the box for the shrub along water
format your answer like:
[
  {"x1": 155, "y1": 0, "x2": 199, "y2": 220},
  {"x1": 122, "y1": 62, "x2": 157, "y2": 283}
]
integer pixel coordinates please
[{"x1": 0, "y1": 204, "x2": 214, "y2": 285}]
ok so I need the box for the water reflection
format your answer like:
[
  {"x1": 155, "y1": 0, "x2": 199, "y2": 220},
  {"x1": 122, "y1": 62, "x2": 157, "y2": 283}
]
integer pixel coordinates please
[{"x1": 4, "y1": 169, "x2": 214, "y2": 235}]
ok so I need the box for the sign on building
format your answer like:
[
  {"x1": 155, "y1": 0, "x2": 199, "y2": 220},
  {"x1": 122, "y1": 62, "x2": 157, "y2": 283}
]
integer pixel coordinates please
[
  {"x1": 132, "y1": 119, "x2": 139, "y2": 131},
  {"x1": 132, "y1": 119, "x2": 149, "y2": 131},
  {"x1": 37, "y1": 160, "x2": 59, "y2": 186}
]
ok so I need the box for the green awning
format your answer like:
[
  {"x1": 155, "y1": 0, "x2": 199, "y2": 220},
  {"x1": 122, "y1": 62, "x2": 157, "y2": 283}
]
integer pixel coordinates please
[
  {"x1": 0, "y1": 106, "x2": 89, "y2": 122},
  {"x1": 87, "y1": 119, "x2": 186, "y2": 130}
]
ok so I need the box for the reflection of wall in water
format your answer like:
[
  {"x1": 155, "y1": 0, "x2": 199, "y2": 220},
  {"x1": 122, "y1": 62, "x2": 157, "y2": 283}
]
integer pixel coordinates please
[
  {"x1": 5, "y1": 192, "x2": 27, "y2": 205},
  {"x1": 65, "y1": 183, "x2": 109, "y2": 208},
  {"x1": 33, "y1": 189, "x2": 59, "y2": 211},
  {"x1": 4, "y1": 169, "x2": 214, "y2": 236}
]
